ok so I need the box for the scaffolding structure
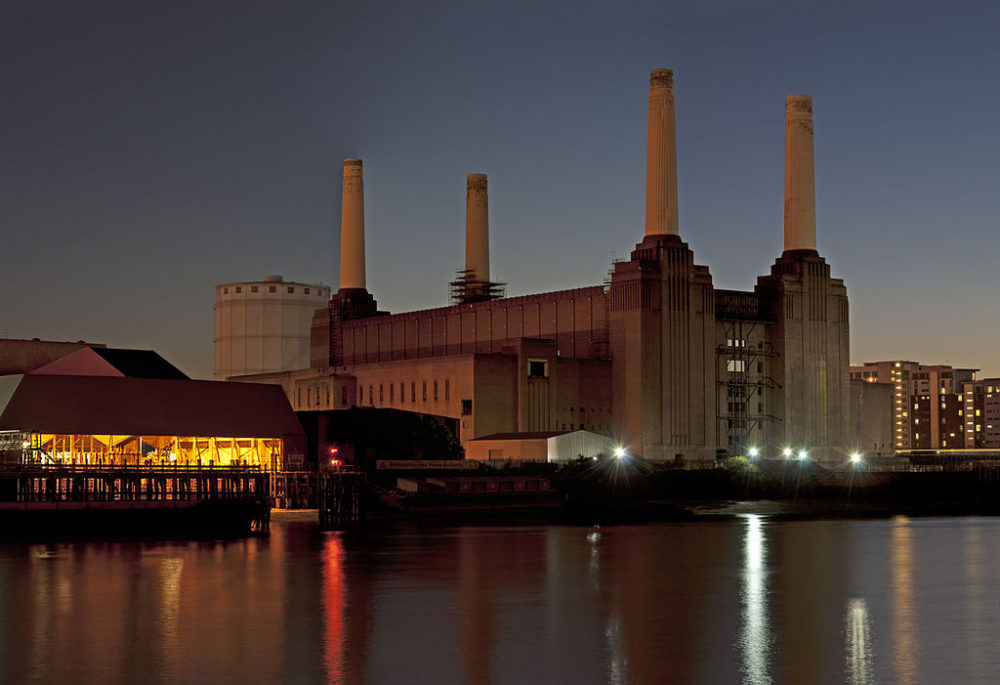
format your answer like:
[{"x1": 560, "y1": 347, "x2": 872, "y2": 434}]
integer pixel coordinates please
[
  {"x1": 715, "y1": 291, "x2": 780, "y2": 457},
  {"x1": 449, "y1": 269, "x2": 505, "y2": 305}
]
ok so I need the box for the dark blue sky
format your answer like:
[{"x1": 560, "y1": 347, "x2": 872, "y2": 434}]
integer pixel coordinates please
[{"x1": 3, "y1": 0, "x2": 999, "y2": 378}]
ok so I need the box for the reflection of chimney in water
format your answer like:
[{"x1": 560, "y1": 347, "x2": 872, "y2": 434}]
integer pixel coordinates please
[
  {"x1": 644, "y1": 69, "x2": 679, "y2": 237},
  {"x1": 465, "y1": 174, "x2": 490, "y2": 289},
  {"x1": 783, "y1": 95, "x2": 817, "y2": 254},
  {"x1": 339, "y1": 158, "x2": 366, "y2": 291}
]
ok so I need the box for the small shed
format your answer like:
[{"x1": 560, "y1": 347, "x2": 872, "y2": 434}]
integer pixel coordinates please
[{"x1": 465, "y1": 430, "x2": 618, "y2": 463}]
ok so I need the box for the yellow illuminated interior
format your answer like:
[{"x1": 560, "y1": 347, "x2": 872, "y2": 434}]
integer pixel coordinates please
[{"x1": 20, "y1": 433, "x2": 282, "y2": 469}]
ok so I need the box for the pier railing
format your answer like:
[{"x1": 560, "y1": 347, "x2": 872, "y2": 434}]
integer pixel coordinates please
[{"x1": 0, "y1": 463, "x2": 270, "y2": 504}]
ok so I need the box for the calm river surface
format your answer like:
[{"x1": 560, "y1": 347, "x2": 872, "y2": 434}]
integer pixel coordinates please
[{"x1": 2, "y1": 513, "x2": 999, "y2": 684}]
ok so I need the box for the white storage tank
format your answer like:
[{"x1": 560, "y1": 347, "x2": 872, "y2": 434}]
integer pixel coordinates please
[{"x1": 214, "y1": 275, "x2": 330, "y2": 380}]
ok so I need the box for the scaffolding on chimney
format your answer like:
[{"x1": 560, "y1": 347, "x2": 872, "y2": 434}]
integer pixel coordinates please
[{"x1": 449, "y1": 269, "x2": 505, "y2": 305}]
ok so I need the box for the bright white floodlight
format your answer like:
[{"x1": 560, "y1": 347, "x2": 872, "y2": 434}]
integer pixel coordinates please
[
  {"x1": 850, "y1": 452, "x2": 862, "y2": 465},
  {"x1": 614, "y1": 447, "x2": 627, "y2": 459},
  {"x1": 748, "y1": 447, "x2": 760, "y2": 458}
]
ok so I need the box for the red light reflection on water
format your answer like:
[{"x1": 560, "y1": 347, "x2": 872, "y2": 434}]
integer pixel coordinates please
[{"x1": 322, "y1": 534, "x2": 346, "y2": 683}]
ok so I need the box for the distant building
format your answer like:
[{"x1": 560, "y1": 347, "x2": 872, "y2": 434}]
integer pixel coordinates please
[
  {"x1": 957, "y1": 378, "x2": 1000, "y2": 449},
  {"x1": 850, "y1": 361, "x2": 977, "y2": 450},
  {"x1": 214, "y1": 276, "x2": 331, "y2": 380},
  {"x1": 0, "y1": 338, "x2": 103, "y2": 375}
]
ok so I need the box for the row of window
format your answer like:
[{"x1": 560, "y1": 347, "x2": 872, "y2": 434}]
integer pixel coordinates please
[
  {"x1": 363, "y1": 379, "x2": 452, "y2": 406},
  {"x1": 221, "y1": 285, "x2": 314, "y2": 295}
]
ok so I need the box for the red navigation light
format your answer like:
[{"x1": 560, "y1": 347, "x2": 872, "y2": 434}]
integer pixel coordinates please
[
  {"x1": 330, "y1": 459, "x2": 342, "y2": 468},
  {"x1": 329, "y1": 447, "x2": 339, "y2": 455}
]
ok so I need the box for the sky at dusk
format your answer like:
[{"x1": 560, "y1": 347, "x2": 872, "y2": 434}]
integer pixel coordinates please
[{"x1": 3, "y1": 0, "x2": 999, "y2": 379}]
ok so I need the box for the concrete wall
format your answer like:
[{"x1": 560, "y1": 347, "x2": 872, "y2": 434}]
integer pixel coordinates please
[
  {"x1": 609, "y1": 235, "x2": 720, "y2": 462},
  {"x1": 757, "y1": 253, "x2": 850, "y2": 466},
  {"x1": 847, "y1": 379, "x2": 894, "y2": 457},
  {"x1": 336, "y1": 286, "x2": 608, "y2": 365}
]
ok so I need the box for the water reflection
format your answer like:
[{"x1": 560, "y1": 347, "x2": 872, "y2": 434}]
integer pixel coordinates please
[
  {"x1": 740, "y1": 514, "x2": 771, "y2": 684},
  {"x1": 5, "y1": 517, "x2": 1000, "y2": 684},
  {"x1": 845, "y1": 598, "x2": 874, "y2": 685},
  {"x1": 963, "y1": 524, "x2": 985, "y2": 677},
  {"x1": 892, "y1": 517, "x2": 917, "y2": 685},
  {"x1": 322, "y1": 534, "x2": 346, "y2": 684}
]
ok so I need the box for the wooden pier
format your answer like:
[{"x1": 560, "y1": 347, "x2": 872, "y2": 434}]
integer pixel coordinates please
[
  {"x1": 319, "y1": 469, "x2": 366, "y2": 530},
  {"x1": 0, "y1": 464, "x2": 271, "y2": 535}
]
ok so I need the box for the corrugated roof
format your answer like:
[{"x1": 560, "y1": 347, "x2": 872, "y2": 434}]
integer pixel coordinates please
[
  {"x1": 469, "y1": 431, "x2": 571, "y2": 441},
  {"x1": 0, "y1": 375, "x2": 302, "y2": 437}
]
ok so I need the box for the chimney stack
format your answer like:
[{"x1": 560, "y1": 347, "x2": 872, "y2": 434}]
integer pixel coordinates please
[
  {"x1": 783, "y1": 95, "x2": 817, "y2": 253},
  {"x1": 644, "y1": 69, "x2": 679, "y2": 237},
  {"x1": 465, "y1": 173, "x2": 490, "y2": 285},
  {"x1": 339, "y1": 158, "x2": 366, "y2": 290}
]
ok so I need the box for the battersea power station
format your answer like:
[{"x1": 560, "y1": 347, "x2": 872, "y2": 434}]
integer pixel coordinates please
[{"x1": 228, "y1": 69, "x2": 851, "y2": 467}]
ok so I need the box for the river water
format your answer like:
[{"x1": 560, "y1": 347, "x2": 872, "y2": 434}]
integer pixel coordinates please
[{"x1": 1, "y1": 513, "x2": 999, "y2": 685}]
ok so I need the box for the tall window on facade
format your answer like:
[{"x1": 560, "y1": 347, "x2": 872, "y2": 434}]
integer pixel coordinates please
[
  {"x1": 422, "y1": 381, "x2": 427, "y2": 402},
  {"x1": 401, "y1": 383, "x2": 405, "y2": 403},
  {"x1": 462, "y1": 399, "x2": 473, "y2": 415},
  {"x1": 411, "y1": 382, "x2": 416, "y2": 403},
  {"x1": 379, "y1": 384, "x2": 384, "y2": 403},
  {"x1": 369, "y1": 385, "x2": 373, "y2": 404},
  {"x1": 528, "y1": 360, "x2": 548, "y2": 378},
  {"x1": 341, "y1": 386, "x2": 348, "y2": 407},
  {"x1": 433, "y1": 380, "x2": 438, "y2": 401},
  {"x1": 445, "y1": 379, "x2": 450, "y2": 401},
  {"x1": 390, "y1": 384, "x2": 394, "y2": 403}
]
